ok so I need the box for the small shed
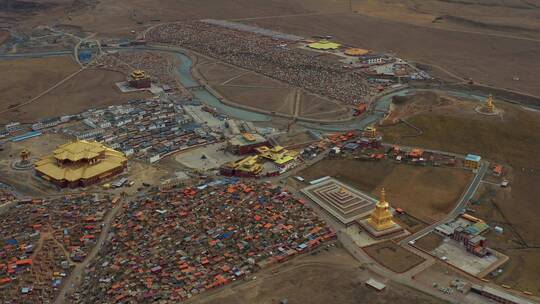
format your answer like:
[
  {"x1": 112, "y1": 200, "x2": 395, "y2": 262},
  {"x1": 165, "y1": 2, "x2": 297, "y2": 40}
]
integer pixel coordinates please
[{"x1": 365, "y1": 278, "x2": 386, "y2": 291}]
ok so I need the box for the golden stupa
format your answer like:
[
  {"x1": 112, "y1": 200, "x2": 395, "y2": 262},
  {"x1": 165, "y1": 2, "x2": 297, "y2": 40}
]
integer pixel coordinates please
[
  {"x1": 20, "y1": 149, "x2": 30, "y2": 162},
  {"x1": 363, "y1": 126, "x2": 377, "y2": 139},
  {"x1": 486, "y1": 94, "x2": 495, "y2": 113},
  {"x1": 367, "y1": 188, "x2": 397, "y2": 231}
]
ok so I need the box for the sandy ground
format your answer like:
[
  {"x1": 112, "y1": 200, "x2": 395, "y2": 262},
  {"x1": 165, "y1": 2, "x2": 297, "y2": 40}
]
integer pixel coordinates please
[
  {"x1": 193, "y1": 246, "x2": 446, "y2": 304},
  {"x1": 299, "y1": 159, "x2": 471, "y2": 223},
  {"x1": 364, "y1": 241, "x2": 425, "y2": 273}
]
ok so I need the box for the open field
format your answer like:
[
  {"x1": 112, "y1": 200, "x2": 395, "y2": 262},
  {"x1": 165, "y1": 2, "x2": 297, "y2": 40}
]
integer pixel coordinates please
[
  {"x1": 384, "y1": 91, "x2": 455, "y2": 125},
  {"x1": 470, "y1": 182, "x2": 540, "y2": 293},
  {"x1": 299, "y1": 159, "x2": 395, "y2": 193},
  {"x1": 299, "y1": 159, "x2": 471, "y2": 223},
  {"x1": 377, "y1": 165, "x2": 472, "y2": 223},
  {"x1": 351, "y1": 0, "x2": 540, "y2": 39},
  {"x1": 0, "y1": 56, "x2": 80, "y2": 121},
  {"x1": 274, "y1": 131, "x2": 318, "y2": 147},
  {"x1": 0, "y1": 58, "x2": 150, "y2": 123},
  {"x1": 248, "y1": 13, "x2": 540, "y2": 98},
  {"x1": 393, "y1": 213, "x2": 427, "y2": 234},
  {"x1": 382, "y1": 98, "x2": 540, "y2": 292},
  {"x1": 382, "y1": 99, "x2": 540, "y2": 169},
  {"x1": 416, "y1": 232, "x2": 445, "y2": 252},
  {"x1": 364, "y1": 241, "x2": 425, "y2": 273},
  {"x1": 16, "y1": 0, "x2": 349, "y2": 36},
  {"x1": 193, "y1": 246, "x2": 445, "y2": 304},
  {"x1": 197, "y1": 59, "x2": 350, "y2": 120},
  {"x1": 382, "y1": 100, "x2": 540, "y2": 238}
]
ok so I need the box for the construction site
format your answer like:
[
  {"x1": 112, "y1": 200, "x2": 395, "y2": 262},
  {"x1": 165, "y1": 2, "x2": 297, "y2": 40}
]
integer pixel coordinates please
[{"x1": 0, "y1": 1, "x2": 540, "y2": 303}]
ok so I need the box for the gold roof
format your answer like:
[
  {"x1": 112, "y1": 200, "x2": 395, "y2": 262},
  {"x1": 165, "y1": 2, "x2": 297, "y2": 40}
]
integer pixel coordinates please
[
  {"x1": 368, "y1": 188, "x2": 396, "y2": 231},
  {"x1": 255, "y1": 145, "x2": 298, "y2": 165},
  {"x1": 52, "y1": 140, "x2": 110, "y2": 162},
  {"x1": 35, "y1": 140, "x2": 127, "y2": 182},
  {"x1": 226, "y1": 156, "x2": 262, "y2": 174},
  {"x1": 344, "y1": 48, "x2": 369, "y2": 56},
  {"x1": 307, "y1": 40, "x2": 341, "y2": 50},
  {"x1": 131, "y1": 69, "x2": 147, "y2": 80}
]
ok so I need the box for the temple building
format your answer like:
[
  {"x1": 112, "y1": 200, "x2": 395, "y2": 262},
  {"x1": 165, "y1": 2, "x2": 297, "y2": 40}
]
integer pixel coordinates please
[
  {"x1": 358, "y1": 188, "x2": 404, "y2": 238},
  {"x1": 34, "y1": 140, "x2": 127, "y2": 188},
  {"x1": 128, "y1": 70, "x2": 151, "y2": 89},
  {"x1": 220, "y1": 155, "x2": 262, "y2": 177}
]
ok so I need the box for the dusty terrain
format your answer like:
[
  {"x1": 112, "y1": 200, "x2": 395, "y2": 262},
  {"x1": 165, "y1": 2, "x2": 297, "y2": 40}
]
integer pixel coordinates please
[
  {"x1": 274, "y1": 131, "x2": 318, "y2": 147},
  {"x1": 197, "y1": 59, "x2": 351, "y2": 121},
  {"x1": 382, "y1": 96, "x2": 540, "y2": 293},
  {"x1": 352, "y1": 0, "x2": 540, "y2": 39},
  {"x1": 1, "y1": 0, "x2": 348, "y2": 36},
  {"x1": 364, "y1": 241, "x2": 425, "y2": 273},
  {"x1": 469, "y1": 182, "x2": 540, "y2": 293},
  {"x1": 0, "y1": 56, "x2": 149, "y2": 123},
  {"x1": 193, "y1": 246, "x2": 445, "y2": 304},
  {"x1": 247, "y1": 12, "x2": 540, "y2": 98},
  {"x1": 0, "y1": 133, "x2": 69, "y2": 196},
  {"x1": 415, "y1": 232, "x2": 445, "y2": 252},
  {"x1": 384, "y1": 91, "x2": 454, "y2": 125},
  {"x1": 300, "y1": 158, "x2": 396, "y2": 193},
  {"x1": 0, "y1": 56, "x2": 79, "y2": 121},
  {"x1": 0, "y1": 0, "x2": 539, "y2": 300},
  {"x1": 299, "y1": 158, "x2": 472, "y2": 223},
  {"x1": 377, "y1": 165, "x2": 472, "y2": 223}
]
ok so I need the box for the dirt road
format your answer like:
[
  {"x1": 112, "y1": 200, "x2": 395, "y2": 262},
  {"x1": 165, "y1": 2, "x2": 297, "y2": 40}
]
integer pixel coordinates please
[{"x1": 54, "y1": 197, "x2": 125, "y2": 304}]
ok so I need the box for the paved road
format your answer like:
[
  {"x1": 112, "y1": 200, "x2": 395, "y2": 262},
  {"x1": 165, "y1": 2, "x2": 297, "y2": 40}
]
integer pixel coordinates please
[{"x1": 0, "y1": 51, "x2": 72, "y2": 58}]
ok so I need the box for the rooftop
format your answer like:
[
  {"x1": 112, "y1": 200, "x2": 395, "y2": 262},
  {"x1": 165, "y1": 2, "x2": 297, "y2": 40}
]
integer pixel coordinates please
[
  {"x1": 53, "y1": 140, "x2": 110, "y2": 162},
  {"x1": 465, "y1": 154, "x2": 482, "y2": 162},
  {"x1": 229, "y1": 133, "x2": 267, "y2": 147},
  {"x1": 35, "y1": 141, "x2": 127, "y2": 182},
  {"x1": 307, "y1": 40, "x2": 341, "y2": 50}
]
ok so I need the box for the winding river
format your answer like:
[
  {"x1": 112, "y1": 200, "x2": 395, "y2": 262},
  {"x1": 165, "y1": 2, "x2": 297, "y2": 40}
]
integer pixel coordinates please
[{"x1": 0, "y1": 46, "x2": 514, "y2": 132}]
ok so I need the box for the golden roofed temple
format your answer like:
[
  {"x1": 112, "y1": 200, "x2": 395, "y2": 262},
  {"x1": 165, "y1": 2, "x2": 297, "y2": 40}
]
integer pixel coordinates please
[
  {"x1": 367, "y1": 188, "x2": 398, "y2": 232},
  {"x1": 128, "y1": 69, "x2": 151, "y2": 89},
  {"x1": 34, "y1": 140, "x2": 127, "y2": 188},
  {"x1": 255, "y1": 145, "x2": 299, "y2": 167}
]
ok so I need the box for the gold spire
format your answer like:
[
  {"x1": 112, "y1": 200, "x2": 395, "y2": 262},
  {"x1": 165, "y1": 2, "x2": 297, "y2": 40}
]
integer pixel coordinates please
[
  {"x1": 368, "y1": 187, "x2": 396, "y2": 231},
  {"x1": 486, "y1": 94, "x2": 495, "y2": 113}
]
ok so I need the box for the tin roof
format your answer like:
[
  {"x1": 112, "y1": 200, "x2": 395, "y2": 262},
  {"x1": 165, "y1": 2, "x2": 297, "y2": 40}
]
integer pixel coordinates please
[{"x1": 465, "y1": 154, "x2": 482, "y2": 162}]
